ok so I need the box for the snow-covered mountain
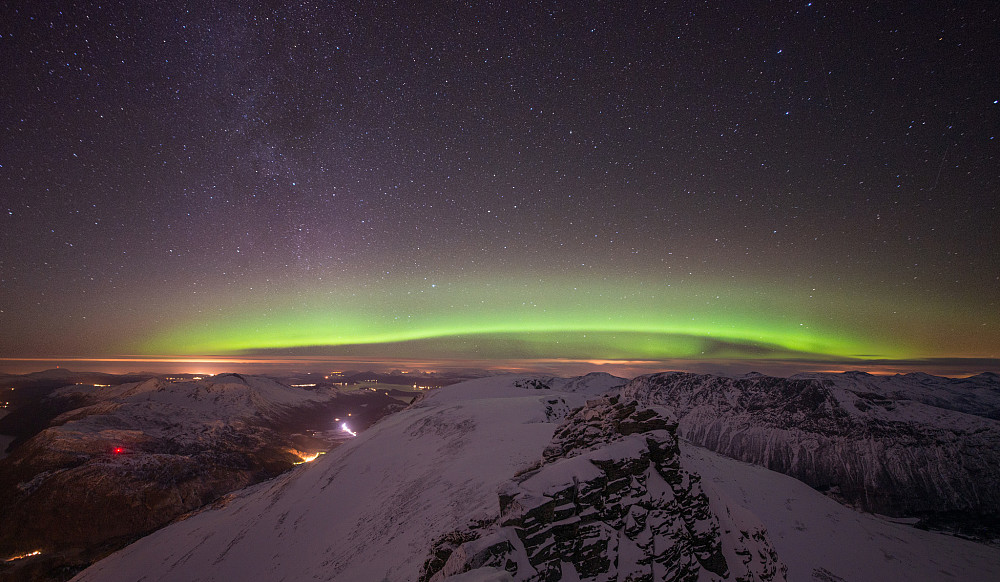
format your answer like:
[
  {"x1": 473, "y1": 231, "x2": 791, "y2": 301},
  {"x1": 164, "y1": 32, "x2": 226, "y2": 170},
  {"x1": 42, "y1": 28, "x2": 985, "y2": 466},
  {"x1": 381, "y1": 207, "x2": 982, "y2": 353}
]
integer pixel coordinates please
[
  {"x1": 67, "y1": 373, "x2": 1000, "y2": 582},
  {"x1": 0, "y1": 374, "x2": 403, "y2": 581},
  {"x1": 618, "y1": 371, "x2": 1000, "y2": 538},
  {"x1": 43, "y1": 373, "x2": 333, "y2": 441},
  {"x1": 421, "y1": 394, "x2": 783, "y2": 581},
  {"x1": 682, "y1": 442, "x2": 1000, "y2": 582}
]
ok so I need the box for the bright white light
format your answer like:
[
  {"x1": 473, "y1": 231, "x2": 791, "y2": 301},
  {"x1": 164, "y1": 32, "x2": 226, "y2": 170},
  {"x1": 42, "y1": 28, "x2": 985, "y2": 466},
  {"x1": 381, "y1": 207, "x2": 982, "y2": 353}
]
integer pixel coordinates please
[{"x1": 341, "y1": 422, "x2": 357, "y2": 437}]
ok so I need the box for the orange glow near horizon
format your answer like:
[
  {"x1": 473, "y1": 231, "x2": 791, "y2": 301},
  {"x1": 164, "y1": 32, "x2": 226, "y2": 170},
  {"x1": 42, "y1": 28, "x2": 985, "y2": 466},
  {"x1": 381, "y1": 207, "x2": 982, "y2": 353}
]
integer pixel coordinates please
[{"x1": 0, "y1": 355, "x2": 992, "y2": 378}]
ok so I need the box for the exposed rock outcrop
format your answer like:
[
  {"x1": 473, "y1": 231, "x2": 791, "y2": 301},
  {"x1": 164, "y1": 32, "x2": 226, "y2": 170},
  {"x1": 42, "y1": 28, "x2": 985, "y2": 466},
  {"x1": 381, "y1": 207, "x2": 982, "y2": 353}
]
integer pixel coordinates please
[{"x1": 421, "y1": 396, "x2": 785, "y2": 581}]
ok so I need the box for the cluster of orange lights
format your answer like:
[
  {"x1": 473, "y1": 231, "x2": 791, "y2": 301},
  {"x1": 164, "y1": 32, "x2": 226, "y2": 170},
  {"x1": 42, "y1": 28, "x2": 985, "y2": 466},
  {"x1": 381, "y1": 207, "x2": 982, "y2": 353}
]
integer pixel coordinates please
[
  {"x1": 5, "y1": 550, "x2": 41, "y2": 562},
  {"x1": 289, "y1": 450, "x2": 324, "y2": 465}
]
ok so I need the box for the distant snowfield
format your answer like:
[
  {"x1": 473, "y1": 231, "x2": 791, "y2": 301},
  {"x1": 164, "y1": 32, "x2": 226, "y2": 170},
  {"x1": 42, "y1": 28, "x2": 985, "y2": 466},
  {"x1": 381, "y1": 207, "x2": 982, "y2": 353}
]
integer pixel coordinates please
[
  {"x1": 71, "y1": 374, "x2": 1000, "y2": 582},
  {"x1": 683, "y1": 442, "x2": 1000, "y2": 582}
]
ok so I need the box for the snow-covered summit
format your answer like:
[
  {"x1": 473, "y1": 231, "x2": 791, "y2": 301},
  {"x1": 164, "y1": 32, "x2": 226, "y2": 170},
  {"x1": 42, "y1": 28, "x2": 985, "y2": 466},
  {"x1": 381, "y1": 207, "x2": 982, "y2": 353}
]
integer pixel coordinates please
[{"x1": 422, "y1": 395, "x2": 784, "y2": 581}]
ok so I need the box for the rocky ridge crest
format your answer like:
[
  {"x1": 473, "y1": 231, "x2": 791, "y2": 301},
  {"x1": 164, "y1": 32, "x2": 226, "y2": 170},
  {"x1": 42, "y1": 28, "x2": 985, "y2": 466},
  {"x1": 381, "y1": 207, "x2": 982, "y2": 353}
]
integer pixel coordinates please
[{"x1": 421, "y1": 395, "x2": 784, "y2": 582}]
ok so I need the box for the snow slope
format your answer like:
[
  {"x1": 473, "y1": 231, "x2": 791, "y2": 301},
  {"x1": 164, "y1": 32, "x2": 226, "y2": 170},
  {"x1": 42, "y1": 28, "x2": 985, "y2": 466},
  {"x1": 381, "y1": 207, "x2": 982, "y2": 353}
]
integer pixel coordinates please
[
  {"x1": 683, "y1": 442, "x2": 1000, "y2": 582},
  {"x1": 71, "y1": 373, "x2": 1000, "y2": 582},
  {"x1": 73, "y1": 375, "x2": 626, "y2": 582}
]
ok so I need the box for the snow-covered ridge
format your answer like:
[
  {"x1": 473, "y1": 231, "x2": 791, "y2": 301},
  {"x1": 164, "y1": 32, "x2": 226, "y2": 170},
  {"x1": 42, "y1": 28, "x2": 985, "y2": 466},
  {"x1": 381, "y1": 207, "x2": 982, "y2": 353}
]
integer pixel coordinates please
[
  {"x1": 72, "y1": 374, "x2": 630, "y2": 582},
  {"x1": 49, "y1": 373, "x2": 332, "y2": 436},
  {"x1": 421, "y1": 395, "x2": 785, "y2": 582},
  {"x1": 512, "y1": 372, "x2": 627, "y2": 395},
  {"x1": 791, "y1": 370, "x2": 1000, "y2": 420},
  {"x1": 618, "y1": 371, "x2": 1000, "y2": 534},
  {"x1": 61, "y1": 373, "x2": 1000, "y2": 581}
]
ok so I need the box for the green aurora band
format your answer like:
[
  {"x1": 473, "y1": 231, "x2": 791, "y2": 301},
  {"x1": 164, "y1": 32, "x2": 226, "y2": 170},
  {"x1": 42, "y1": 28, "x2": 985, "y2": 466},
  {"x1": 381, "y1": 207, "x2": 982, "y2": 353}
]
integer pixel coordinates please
[{"x1": 137, "y1": 272, "x2": 979, "y2": 363}]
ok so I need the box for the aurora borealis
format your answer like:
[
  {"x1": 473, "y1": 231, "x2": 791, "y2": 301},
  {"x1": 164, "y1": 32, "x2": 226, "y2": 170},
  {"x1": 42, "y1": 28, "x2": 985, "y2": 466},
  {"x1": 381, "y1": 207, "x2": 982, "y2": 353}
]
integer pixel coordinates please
[
  {"x1": 1, "y1": 2, "x2": 998, "y2": 375},
  {"x1": 143, "y1": 273, "x2": 947, "y2": 361}
]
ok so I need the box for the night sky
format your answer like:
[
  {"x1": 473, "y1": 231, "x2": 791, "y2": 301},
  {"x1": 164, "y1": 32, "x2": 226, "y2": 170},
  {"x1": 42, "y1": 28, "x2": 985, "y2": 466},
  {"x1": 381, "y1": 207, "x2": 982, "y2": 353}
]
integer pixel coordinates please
[{"x1": 2, "y1": 1, "x2": 998, "y2": 375}]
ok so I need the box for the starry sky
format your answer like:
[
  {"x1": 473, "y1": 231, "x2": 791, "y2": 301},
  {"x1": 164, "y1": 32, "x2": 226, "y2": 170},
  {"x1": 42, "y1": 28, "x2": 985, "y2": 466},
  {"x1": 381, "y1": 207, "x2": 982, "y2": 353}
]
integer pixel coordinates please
[{"x1": 1, "y1": 1, "x2": 998, "y2": 376}]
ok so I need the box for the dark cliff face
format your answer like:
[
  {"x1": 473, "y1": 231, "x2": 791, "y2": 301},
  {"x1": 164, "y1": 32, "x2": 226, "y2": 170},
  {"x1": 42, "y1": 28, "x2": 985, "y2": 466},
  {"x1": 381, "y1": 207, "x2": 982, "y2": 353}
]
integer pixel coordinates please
[
  {"x1": 0, "y1": 430, "x2": 292, "y2": 573},
  {"x1": 619, "y1": 372, "x2": 1000, "y2": 539},
  {"x1": 420, "y1": 396, "x2": 785, "y2": 582}
]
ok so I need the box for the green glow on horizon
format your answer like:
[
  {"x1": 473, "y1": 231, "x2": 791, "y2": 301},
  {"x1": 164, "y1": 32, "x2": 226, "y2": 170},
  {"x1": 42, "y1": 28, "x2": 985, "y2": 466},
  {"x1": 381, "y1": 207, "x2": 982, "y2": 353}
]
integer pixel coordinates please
[{"x1": 139, "y1": 272, "x2": 933, "y2": 361}]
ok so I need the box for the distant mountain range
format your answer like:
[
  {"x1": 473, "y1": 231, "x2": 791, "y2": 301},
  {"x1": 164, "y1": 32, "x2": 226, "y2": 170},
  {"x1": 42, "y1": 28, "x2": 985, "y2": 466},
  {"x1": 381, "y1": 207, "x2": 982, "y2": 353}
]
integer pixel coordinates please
[{"x1": 620, "y1": 370, "x2": 1000, "y2": 539}]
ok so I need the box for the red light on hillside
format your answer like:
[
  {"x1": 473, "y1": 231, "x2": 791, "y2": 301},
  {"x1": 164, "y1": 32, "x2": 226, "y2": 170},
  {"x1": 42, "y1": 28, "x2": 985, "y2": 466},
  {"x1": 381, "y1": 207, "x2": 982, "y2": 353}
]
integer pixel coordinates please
[{"x1": 112, "y1": 447, "x2": 124, "y2": 455}]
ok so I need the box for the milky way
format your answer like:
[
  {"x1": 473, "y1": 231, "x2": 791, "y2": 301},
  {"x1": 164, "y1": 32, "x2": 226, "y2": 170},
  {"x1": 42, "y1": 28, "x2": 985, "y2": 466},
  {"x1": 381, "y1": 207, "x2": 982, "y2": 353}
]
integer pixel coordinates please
[{"x1": 1, "y1": 1, "x2": 998, "y2": 374}]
